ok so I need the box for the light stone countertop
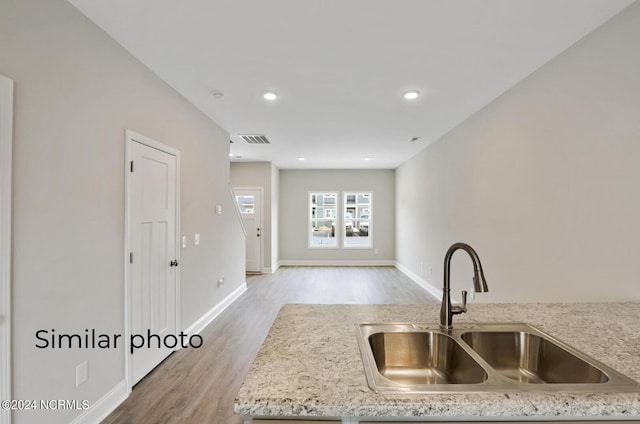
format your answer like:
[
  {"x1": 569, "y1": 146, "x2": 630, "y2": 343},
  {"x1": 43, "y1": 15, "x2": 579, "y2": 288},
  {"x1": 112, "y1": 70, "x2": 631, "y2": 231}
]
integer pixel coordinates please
[{"x1": 234, "y1": 303, "x2": 640, "y2": 420}]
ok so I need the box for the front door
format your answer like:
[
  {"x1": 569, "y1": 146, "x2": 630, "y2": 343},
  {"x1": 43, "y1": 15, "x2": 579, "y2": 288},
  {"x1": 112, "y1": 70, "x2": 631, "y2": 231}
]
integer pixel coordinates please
[
  {"x1": 127, "y1": 132, "x2": 179, "y2": 386},
  {"x1": 235, "y1": 189, "x2": 262, "y2": 273}
]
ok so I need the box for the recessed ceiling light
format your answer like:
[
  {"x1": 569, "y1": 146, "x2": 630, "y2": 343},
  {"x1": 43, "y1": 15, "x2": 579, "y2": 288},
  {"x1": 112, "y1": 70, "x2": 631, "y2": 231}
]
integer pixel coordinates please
[
  {"x1": 228, "y1": 153, "x2": 233, "y2": 157},
  {"x1": 263, "y1": 91, "x2": 278, "y2": 101},
  {"x1": 298, "y1": 157, "x2": 305, "y2": 161},
  {"x1": 403, "y1": 90, "x2": 420, "y2": 100},
  {"x1": 364, "y1": 157, "x2": 372, "y2": 161}
]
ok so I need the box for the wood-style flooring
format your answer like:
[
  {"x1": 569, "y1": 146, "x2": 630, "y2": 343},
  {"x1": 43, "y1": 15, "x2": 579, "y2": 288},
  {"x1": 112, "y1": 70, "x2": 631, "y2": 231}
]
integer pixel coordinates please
[{"x1": 100, "y1": 266, "x2": 437, "y2": 424}]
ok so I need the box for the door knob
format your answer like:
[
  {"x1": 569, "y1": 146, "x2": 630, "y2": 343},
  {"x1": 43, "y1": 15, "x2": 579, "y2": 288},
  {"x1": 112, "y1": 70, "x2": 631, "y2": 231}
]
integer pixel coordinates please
[{"x1": 170, "y1": 259, "x2": 179, "y2": 267}]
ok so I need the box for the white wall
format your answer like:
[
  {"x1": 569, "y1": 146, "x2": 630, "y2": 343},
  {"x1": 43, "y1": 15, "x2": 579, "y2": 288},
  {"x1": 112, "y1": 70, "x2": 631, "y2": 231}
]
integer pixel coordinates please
[
  {"x1": 0, "y1": 0, "x2": 245, "y2": 423},
  {"x1": 396, "y1": 2, "x2": 640, "y2": 303},
  {"x1": 279, "y1": 169, "x2": 395, "y2": 264}
]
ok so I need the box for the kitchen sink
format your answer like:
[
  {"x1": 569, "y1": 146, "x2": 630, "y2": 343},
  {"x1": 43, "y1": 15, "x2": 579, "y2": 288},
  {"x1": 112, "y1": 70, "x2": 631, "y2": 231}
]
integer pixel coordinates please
[
  {"x1": 368, "y1": 331, "x2": 487, "y2": 385},
  {"x1": 356, "y1": 322, "x2": 640, "y2": 393},
  {"x1": 460, "y1": 330, "x2": 608, "y2": 384}
]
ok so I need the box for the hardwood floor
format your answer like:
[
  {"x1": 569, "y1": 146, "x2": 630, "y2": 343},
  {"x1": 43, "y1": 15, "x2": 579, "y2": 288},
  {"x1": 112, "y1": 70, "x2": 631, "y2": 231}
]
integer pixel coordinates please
[{"x1": 101, "y1": 266, "x2": 437, "y2": 424}]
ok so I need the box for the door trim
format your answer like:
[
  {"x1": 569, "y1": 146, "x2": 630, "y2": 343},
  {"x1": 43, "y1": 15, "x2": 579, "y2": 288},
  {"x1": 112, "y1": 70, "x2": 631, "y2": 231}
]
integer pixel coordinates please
[
  {"x1": 124, "y1": 130, "x2": 181, "y2": 393},
  {"x1": 234, "y1": 187, "x2": 264, "y2": 273},
  {"x1": 0, "y1": 74, "x2": 13, "y2": 424}
]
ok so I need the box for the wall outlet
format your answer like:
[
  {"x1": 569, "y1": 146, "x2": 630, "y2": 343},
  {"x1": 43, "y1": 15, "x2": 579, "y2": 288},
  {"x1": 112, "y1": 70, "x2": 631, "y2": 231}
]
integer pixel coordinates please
[
  {"x1": 420, "y1": 261, "x2": 425, "y2": 272},
  {"x1": 75, "y1": 361, "x2": 88, "y2": 387},
  {"x1": 181, "y1": 235, "x2": 187, "y2": 249},
  {"x1": 429, "y1": 267, "x2": 433, "y2": 275},
  {"x1": 194, "y1": 233, "x2": 200, "y2": 246},
  {"x1": 469, "y1": 289, "x2": 476, "y2": 300},
  {"x1": 217, "y1": 277, "x2": 225, "y2": 288},
  {"x1": 215, "y1": 205, "x2": 223, "y2": 215}
]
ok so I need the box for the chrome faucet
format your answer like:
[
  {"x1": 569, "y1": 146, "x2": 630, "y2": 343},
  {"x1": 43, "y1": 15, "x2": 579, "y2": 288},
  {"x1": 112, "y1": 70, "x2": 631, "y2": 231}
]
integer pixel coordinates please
[{"x1": 440, "y1": 243, "x2": 488, "y2": 330}]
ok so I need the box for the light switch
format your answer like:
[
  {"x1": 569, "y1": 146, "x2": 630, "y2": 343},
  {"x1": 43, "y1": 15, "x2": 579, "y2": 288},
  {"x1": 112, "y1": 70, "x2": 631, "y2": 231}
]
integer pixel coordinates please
[
  {"x1": 194, "y1": 234, "x2": 200, "y2": 245},
  {"x1": 215, "y1": 205, "x2": 223, "y2": 215},
  {"x1": 182, "y1": 236, "x2": 187, "y2": 249},
  {"x1": 75, "y1": 361, "x2": 88, "y2": 387}
]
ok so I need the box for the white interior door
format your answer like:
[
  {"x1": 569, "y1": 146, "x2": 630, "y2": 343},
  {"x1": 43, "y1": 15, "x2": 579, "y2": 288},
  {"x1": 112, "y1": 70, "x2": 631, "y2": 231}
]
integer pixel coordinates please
[
  {"x1": 0, "y1": 74, "x2": 14, "y2": 424},
  {"x1": 127, "y1": 132, "x2": 180, "y2": 386},
  {"x1": 235, "y1": 189, "x2": 262, "y2": 273}
]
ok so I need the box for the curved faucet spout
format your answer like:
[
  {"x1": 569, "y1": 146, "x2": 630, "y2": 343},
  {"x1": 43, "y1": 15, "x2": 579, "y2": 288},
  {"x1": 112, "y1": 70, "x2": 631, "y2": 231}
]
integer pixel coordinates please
[{"x1": 440, "y1": 243, "x2": 489, "y2": 330}]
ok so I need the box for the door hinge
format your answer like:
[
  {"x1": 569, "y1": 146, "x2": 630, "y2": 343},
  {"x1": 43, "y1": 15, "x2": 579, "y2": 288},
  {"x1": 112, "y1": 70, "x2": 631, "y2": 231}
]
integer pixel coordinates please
[
  {"x1": 129, "y1": 252, "x2": 133, "y2": 264},
  {"x1": 130, "y1": 161, "x2": 134, "y2": 172}
]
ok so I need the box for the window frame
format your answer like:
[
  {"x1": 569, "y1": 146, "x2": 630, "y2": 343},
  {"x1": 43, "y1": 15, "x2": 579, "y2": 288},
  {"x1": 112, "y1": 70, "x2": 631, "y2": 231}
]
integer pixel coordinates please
[
  {"x1": 308, "y1": 190, "x2": 374, "y2": 250},
  {"x1": 308, "y1": 191, "x2": 339, "y2": 249},
  {"x1": 342, "y1": 191, "x2": 373, "y2": 249}
]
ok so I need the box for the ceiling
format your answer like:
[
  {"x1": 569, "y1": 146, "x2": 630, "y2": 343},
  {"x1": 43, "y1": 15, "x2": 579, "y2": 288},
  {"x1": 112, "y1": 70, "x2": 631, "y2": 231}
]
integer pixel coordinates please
[{"x1": 69, "y1": 0, "x2": 635, "y2": 169}]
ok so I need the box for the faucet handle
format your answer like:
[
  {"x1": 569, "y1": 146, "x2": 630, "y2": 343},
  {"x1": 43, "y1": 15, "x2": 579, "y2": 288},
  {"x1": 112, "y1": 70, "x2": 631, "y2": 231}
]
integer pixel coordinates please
[{"x1": 450, "y1": 290, "x2": 468, "y2": 316}]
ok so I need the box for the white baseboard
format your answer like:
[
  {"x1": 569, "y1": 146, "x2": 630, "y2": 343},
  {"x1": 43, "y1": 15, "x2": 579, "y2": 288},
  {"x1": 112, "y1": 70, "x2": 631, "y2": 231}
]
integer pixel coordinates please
[
  {"x1": 278, "y1": 260, "x2": 395, "y2": 267},
  {"x1": 184, "y1": 282, "x2": 247, "y2": 336},
  {"x1": 394, "y1": 261, "x2": 442, "y2": 300},
  {"x1": 70, "y1": 380, "x2": 128, "y2": 424},
  {"x1": 72, "y1": 283, "x2": 247, "y2": 424},
  {"x1": 264, "y1": 260, "x2": 280, "y2": 274}
]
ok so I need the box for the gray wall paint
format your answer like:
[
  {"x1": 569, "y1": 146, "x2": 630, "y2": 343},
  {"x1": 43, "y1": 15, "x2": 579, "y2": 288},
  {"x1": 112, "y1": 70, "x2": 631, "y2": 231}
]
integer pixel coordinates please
[
  {"x1": 396, "y1": 2, "x2": 640, "y2": 303},
  {"x1": 0, "y1": 0, "x2": 244, "y2": 423},
  {"x1": 271, "y1": 163, "x2": 280, "y2": 269},
  {"x1": 279, "y1": 169, "x2": 395, "y2": 263}
]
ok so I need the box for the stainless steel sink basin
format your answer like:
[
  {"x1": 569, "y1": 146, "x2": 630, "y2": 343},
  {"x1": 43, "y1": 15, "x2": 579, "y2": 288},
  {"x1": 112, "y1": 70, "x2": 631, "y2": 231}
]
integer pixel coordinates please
[
  {"x1": 368, "y1": 331, "x2": 487, "y2": 385},
  {"x1": 460, "y1": 330, "x2": 608, "y2": 384},
  {"x1": 357, "y1": 322, "x2": 640, "y2": 393}
]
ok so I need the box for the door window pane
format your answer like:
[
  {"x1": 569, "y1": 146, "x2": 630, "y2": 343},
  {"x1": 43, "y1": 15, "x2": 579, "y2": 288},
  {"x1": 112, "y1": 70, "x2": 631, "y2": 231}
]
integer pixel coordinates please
[
  {"x1": 310, "y1": 192, "x2": 337, "y2": 247},
  {"x1": 236, "y1": 195, "x2": 255, "y2": 214},
  {"x1": 343, "y1": 192, "x2": 371, "y2": 248}
]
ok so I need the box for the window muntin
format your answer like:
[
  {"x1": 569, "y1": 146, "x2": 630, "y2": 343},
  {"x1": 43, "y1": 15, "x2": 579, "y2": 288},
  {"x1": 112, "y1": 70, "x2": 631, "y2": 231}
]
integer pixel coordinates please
[{"x1": 309, "y1": 192, "x2": 337, "y2": 248}]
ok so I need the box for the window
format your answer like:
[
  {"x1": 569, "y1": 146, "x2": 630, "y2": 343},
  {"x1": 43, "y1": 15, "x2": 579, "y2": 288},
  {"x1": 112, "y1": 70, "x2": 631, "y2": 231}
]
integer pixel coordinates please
[
  {"x1": 236, "y1": 195, "x2": 255, "y2": 214},
  {"x1": 309, "y1": 192, "x2": 337, "y2": 247},
  {"x1": 343, "y1": 192, "x2": 372, "y2": 248},
  {"x1": 309, "y1": 191, "x2": 373, "y2": 249}
]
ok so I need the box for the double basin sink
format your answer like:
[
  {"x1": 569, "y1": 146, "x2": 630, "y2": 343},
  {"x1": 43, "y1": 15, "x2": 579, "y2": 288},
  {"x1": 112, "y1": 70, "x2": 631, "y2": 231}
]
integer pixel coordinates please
[{"x1": 356, "y1": 322, "x2": 640, "y2": 393}]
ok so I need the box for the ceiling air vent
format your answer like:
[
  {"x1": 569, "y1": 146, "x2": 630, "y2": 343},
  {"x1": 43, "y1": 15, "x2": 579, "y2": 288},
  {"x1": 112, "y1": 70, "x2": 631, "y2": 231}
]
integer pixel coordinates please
[{"x1": 239, "y1": 134, "x2": 270, "y2": 144}]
